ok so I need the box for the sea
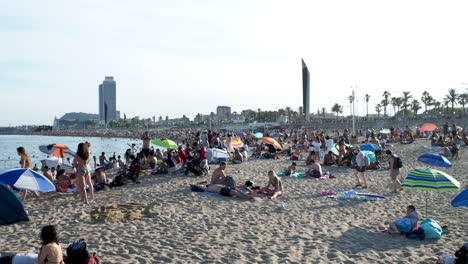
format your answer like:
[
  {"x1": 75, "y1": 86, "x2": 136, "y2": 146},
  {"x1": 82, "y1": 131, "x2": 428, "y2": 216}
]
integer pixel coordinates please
[{"x1": 0, "y1": 135, "x2": 145, "y2": 169}]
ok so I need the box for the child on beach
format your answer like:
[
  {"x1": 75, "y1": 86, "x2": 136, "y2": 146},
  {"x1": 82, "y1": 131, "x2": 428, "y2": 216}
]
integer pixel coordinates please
[
  {"x1": 283, "y1": 162, "x2": 297, "y2": 176},
  {"x1": 260, "y1": 171, "x2": 283, "y2": 200}
]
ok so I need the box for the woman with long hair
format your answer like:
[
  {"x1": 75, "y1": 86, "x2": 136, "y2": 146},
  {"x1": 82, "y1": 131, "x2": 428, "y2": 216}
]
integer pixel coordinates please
[
  {"x1": 73, "y1": 143, "x2": 94, "y2": 204},
  {"x1": 17, "y1": 147, "x2": 40, "y2": 200},
  {"x1": 38, "y1": 225, "x2": 64, "y2": 264}
]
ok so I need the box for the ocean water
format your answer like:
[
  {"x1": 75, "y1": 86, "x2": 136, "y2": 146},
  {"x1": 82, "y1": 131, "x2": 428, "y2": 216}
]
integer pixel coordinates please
[{"x1": 0, "y1": 135, "x2": 146, "y2": 169}]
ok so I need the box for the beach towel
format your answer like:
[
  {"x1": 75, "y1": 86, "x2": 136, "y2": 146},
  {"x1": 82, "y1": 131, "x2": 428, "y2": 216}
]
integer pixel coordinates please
[
  {"x1": 277, "y1": 172, "x2": 306, "y2": 178},
  {"x1": 424, "y1": 146, "x2": 443, "y2": 149}
]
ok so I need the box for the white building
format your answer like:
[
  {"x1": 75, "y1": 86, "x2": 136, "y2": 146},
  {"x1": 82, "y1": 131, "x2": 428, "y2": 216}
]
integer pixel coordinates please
[{"x1": 99, "y1": 76, "x2": 118, "y2": 122}]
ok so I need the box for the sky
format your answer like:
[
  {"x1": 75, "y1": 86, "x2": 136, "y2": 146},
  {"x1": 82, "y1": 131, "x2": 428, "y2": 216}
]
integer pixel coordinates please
[{"x1": 1, "y1": 0, "x2": 468, "y2": 126}]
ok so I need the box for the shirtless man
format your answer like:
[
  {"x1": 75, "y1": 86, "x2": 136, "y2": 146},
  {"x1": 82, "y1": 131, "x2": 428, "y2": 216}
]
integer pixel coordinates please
[
  {"x1": 141, "y1": 132, "x2": 151, "y2": 157},
  {"x1": 210, "y1": 162, "x2": 227, "y2": 185}
]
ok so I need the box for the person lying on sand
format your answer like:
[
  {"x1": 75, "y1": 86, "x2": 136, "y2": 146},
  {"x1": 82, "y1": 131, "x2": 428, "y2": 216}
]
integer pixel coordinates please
[
  {"x1": 260, "y1": 170, "x2": 283, "y2": 200},
  {"x1": 194, "y1": 183, "x2": 257, "y2": 200},
  {"x1": 283, "y1": 162, "x2": 297, "y2": 176},
  {"x1": 388, "y1": 205, "x2": 420, "y2": 235}
]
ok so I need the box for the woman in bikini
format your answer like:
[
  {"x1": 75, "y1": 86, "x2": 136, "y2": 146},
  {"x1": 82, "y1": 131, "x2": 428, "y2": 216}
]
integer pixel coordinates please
[
  {"x1": 17, "y1": 147, "x2": 40, "y2": 201},
  {"x1": 261, "y1": 170, "x2": 283, "y2": 200},
  {"x1": 73, "y1": 143, "x2": 94, "y2": 204},
  {"x1": 38, "y1": 225, "x2": 64, "y2": 264}
]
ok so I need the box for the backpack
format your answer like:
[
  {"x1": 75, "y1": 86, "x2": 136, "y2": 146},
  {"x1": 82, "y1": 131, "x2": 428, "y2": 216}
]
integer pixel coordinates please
[
  {"x1": 66, "y1": 239, "x2": 90, "y2": 264},
  {"x1": 395, "y1": 157, "x2": 403, "y2": 168},
  {"x1": 363, "y1": 155, "x2": 370, "y2": 167},
  {"x1": 455, "y1": 244, "x2": 468, "y2": 264}
]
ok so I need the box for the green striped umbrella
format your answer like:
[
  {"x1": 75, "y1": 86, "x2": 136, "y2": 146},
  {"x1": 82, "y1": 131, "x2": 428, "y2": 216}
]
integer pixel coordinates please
[
  {"x1": 152, "y1": 138, "x2": 178, "y2": 149},
  {"x1": 402, "y1": 167, "x2": 461, "y2": 216}
]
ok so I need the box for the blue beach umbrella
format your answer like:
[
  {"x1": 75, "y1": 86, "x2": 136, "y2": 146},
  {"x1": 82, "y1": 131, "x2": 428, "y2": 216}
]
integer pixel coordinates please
[
  {"x1": 357, "y1": 151, "x2": 377, "y2": 163},
  {"x1": 451, "y1": 189, "x2": 468, "y2": 207},
  {"x1": 0, "y1": 168, "x2": 56, "y2": 192},
  {"x1": 402, "y1": 168, "x2": 461, "y2": 216},
  {"x1": 254, "y1": 132, "x2": 263, "y2": 138},
  {"x1": 360, "y1": 143, "x2": 381, "y2": 151},
  {"x1": 417, "y1": 153, "x2": 452, "y2": 168}
]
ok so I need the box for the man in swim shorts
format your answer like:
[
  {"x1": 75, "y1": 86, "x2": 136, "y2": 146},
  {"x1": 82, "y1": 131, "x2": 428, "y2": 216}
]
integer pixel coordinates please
[{"x1": 210, "y1": 162, "x2": 227, "y2": 185}]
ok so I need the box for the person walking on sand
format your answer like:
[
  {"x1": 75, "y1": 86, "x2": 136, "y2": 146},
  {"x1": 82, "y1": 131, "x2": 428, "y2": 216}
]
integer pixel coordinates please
[
  {"x1": 73, "y1": 143, "x2": 94, "y2": 204},
  {"x1": 354, "y1": 147, "x2": 368, "y2": 188},
  {"x1": 17, "y1": 147, "x2": 40, "y2": 201},
  {"x1": 386, "y1": 149, "x2": 402, "y2": 193}
]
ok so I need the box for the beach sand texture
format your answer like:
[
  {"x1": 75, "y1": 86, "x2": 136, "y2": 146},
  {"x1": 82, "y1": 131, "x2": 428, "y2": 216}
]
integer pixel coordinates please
[{"x1": 0, "y1": 139, "x2": 467, "y2": 263}]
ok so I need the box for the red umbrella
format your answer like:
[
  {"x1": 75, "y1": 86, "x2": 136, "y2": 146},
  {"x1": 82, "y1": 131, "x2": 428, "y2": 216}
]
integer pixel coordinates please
[
  {"x1": 39, "y1": 144, "x2": 75, "y2": 158},
  {"x1": 260, "y1": 137, "x2": 282, "y2": 150},
  {"x1": 420, "y1": 123, "x2": 437, "y2": 132}
]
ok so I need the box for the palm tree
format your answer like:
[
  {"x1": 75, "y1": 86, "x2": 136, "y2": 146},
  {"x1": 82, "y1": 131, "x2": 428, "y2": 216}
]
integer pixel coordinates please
[
  {"x1": 375, "y1": 104, "x2": 382, "y2": 118},
  {"x1": 458, "y1": 93, "x2": 467, "y2": 115},
  {"x1": 364, "y1": 94, "x2": 370, "y2": 120},
  {"x1": 411, "y1": 99, "x2": 421, "y2": 116},
  {"x1": 421, "y1": 91, "x2": 431, "y2": 114},
  {"x1": 444, "y1": 88, "x2": 459, "y2": 115},
  {"x1": 285, "y1": 106, "x2": 293, "y2": 120},
  {"x1": 331, "y1": 103, "x2": 343, "y2": 119},
  {"x1": 401, "y1": 91, "x2": 413, "y2": 117},
  {"x1": 382, "y1": 91, "x2": 391, "y2": 117},
  {"x1": 321, "y1": 107, "x2": 326, "y2": 117},
  {"x1": 391, "y1": 97, "x2": 399, "y2": 115},
  {"x1": 348, "y1": 95, "x2": 354, "y2": 116}
]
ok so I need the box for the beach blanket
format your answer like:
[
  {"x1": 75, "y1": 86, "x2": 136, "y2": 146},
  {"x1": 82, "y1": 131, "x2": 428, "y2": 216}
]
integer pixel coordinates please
[
  {"x1": 424, "y1": 146, "x2": 443, "y2": 149},
  {"x1": 330, "y1": 190, "x2": 385, "y2": 201},
  {"x1": 277, "y1": 172, "x2": 306, "y2": 178}
]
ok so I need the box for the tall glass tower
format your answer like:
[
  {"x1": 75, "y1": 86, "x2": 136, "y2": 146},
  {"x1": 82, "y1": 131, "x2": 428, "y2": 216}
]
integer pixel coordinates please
[{"x1": 99, "y1": 76, "x2": 117, "y2": 123}]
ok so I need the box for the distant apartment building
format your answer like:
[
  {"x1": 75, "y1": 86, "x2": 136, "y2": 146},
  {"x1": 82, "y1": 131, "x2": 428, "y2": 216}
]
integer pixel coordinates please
[
  {"x1": 216, "y1": 106, "x2": 231, "y2": 120},
  {"x1": 99, "y1": 76, "x2": 119, "y2": 123}
]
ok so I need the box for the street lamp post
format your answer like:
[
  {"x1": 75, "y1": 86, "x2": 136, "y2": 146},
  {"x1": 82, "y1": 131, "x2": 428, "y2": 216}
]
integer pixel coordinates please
[{"x1": 352, "y1": 89, "x2": 356, "y2": 136}]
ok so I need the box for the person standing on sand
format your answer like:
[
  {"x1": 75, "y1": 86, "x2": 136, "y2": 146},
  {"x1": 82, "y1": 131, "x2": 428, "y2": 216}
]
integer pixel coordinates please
[
  {"x1": 17, "y1": 147, "x2": 40, "y2": 201},
  {"x1": 386, "y1": 150, "x2": 402, "y2": 193},
  {"x1": 141, "y1": 131, "x2": 151, "y2": 157},
  {"x1": 73, "y1": 143, "x2": 94, "y2": 204},
  {"x1": 354, "y1": 147, "x2": 368, "y2": 188}
]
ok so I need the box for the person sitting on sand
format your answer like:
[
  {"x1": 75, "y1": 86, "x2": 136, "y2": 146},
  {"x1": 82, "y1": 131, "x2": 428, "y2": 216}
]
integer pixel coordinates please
[
  {"x1": 155, "y1": 149, "x2": 164, "y2": 160},
  {"x1": 305, "y1": 151, "x2": 315, "y2": 165},
  {"x1": 283, "y1": 162, "x2": 297, "y2": 176},
  {"x1": 323, "y1": 151, "x2": 337, "y2": 166},
  {"x1": 56, "y1": 169, "x2": 71, "y2": 193},
  {"x1": 42, "y1": 166, "x2": 54, "y2": 183},
  {"x1": 39, "y1": 225, "x2": 65, "y2": 264},
  {"x1": 232, "y1": 148, "x2": 244, "y2": 164},
  {"x1": 306, "y1": 160, "x2": 323, "y2": 178},
  {"x1": 210, "y1": 162, "x2": 227, "y2": 185},
  {"x1": 240, "y1": 147, "x2": 249, "y2": 161},
  {"x1": 146, "y1": 151, "x2": 158, "y2": 170},
  {"x1": 93, "y1": 168, "x2": 107, "y2": 184},
  {"x1": 260, "y1": 170, "x2": 283, "y2": 200},
  {"x1": 388, "y1": 205, "x2": 420, "y2": 235}
]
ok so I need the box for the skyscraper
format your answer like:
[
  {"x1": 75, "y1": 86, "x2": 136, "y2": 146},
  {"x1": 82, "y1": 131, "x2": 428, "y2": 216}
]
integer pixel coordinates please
[
  {"x1": 99, "y1": 76, "x2": 117, "y2": 123},
  {"x1": 302, "y1": 59, "x2": 310, "y2": 121}
]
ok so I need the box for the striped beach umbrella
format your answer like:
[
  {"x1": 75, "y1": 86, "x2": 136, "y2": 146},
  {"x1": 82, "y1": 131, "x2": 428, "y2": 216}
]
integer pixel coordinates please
[
  {"x1": 402, "y1": 168, "x2": 461, "y2": 216},
  {"x1": 0, "y1": 168, "x2": 55, "y2": 192}
]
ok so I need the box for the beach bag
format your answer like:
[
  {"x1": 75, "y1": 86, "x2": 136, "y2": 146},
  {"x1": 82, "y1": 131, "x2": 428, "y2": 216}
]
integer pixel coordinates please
[
  {"x1": 364, "y1": 155, "x2": 370, "y2": 167},
  {"x1": 420, "y1": 219, "x2": 443, "y2": 239},
  {"x1": 395, "y1": 157, "x2": 403, "y2": 168},
  {"x1": 455, "y1": 244, "x2": 468, "y2": 264},
  {"x1": 224, "y1": 176, "x2": 236, "y2": 189},
  {"x1": 66, "y1": 239, "x2": 90, "y2": 264}
]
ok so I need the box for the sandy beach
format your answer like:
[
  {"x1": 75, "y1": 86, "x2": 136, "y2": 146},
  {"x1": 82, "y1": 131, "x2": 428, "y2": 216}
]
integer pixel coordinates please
[{"x1": 1, "y1": 138, "x2": 466, "y2": 264}]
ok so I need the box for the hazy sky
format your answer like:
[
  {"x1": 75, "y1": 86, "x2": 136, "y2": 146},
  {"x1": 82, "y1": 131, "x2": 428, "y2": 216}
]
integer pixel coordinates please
[{"x1": 2, "y1": 0, "x2": 468, "y2": 125}]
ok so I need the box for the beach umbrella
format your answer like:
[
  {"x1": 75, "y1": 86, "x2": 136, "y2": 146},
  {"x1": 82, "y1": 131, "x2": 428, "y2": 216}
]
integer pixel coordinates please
[
  {"x1": 360, "y1": 143, "x2": 381, "y2": 151},
  {"x1": 224, "y1": 137, "x2": 244, "y2": 148},
  {"x1": 417, "y1": 153, "x2": 452, "y2": 168},
  {"x1": 380, "y1": 129, "x2": 391, "y2": 134},
  {"x1": 0, "y1": 168, "x2": 55, "y2": 192},
  {"x1": 357, "y1": 151, "x2": 376, "y2": 163},
  {"x1": 420, "y1": 123, "x2": 437, "y2": 132},
  {"x1": 260, "y1": 137, "x2": 282, "y2": 150},
  {"x1": 254, "y1": 132, "x2": 263, "y2": 138},
  {"x1": 402, "y1": 168, "x2": 461, "y2": 216},
  {"x1": 451, "y1": 189, "x2": 468, "y2": 207},
  {"x1": 271, "y1": 133, "x2": 284, "y2": 137},
  {"x1": 39, "y1": 144, "x2": 75, "y2": 158},
  {"x1": 152, "y1": 138, "x2": 178, "y2": 149},
  {"x1": 238, "y1": 132, "x2": 247, "y2": 136}
]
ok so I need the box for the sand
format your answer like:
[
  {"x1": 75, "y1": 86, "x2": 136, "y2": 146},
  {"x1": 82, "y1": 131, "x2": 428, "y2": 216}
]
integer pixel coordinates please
[{"x1": 0, "y1": 138, "x2": 467, "y2": 263}]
